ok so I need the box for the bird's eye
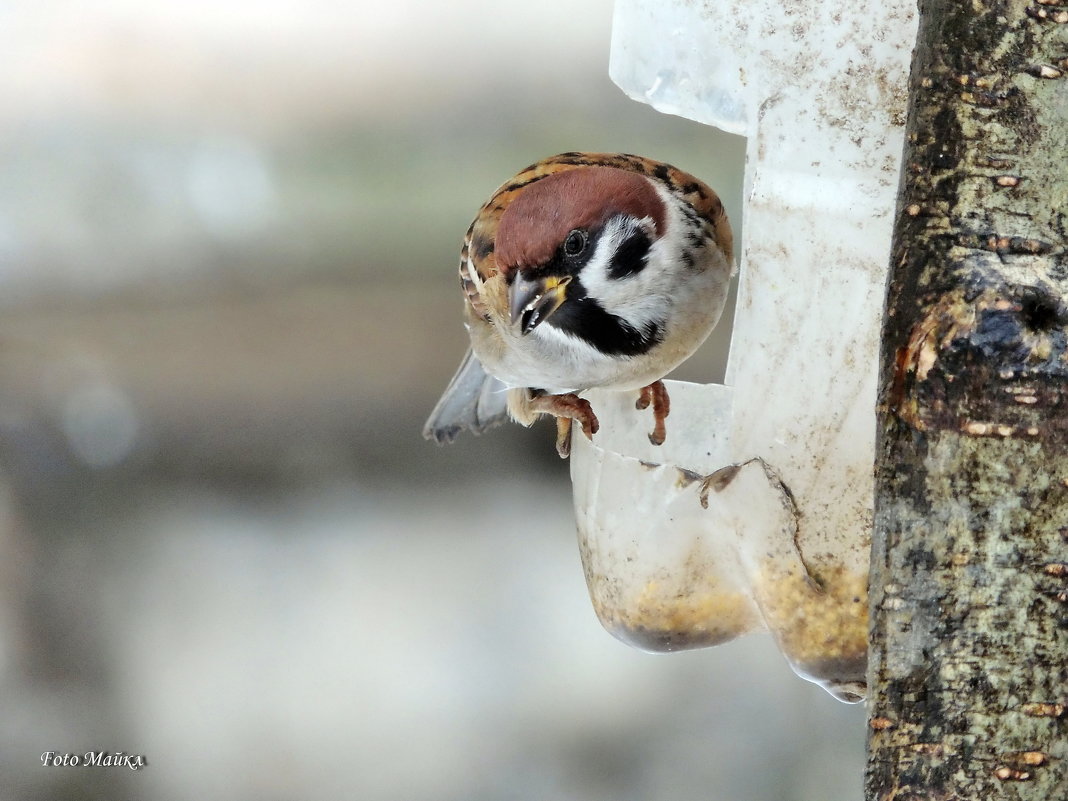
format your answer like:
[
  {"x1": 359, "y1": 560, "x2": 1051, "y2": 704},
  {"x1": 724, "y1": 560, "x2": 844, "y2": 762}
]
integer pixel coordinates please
[{"x1": 563, "y1": 229, "x2": 588, "y2": 257}]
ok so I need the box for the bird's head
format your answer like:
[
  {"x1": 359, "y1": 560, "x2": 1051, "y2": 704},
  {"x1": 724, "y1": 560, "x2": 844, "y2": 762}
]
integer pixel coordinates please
[{"x1": 493, "y1": 165, "x2": 675, "y2": 357}]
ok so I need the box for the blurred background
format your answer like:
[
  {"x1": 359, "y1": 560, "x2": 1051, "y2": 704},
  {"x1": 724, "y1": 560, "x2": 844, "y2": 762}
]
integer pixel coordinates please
[{"x1": 0, "y1": 2, "x2": 865, "y2": 799}]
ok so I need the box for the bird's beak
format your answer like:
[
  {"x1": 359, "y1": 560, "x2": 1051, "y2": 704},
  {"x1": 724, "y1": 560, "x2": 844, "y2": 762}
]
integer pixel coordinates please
[{"x1": 509, "y1": 274, "x2": 572, "y2": 335}]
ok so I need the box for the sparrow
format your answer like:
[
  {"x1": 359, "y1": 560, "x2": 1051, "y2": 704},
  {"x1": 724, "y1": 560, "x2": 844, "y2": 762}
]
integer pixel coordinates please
[{"x1": 423, "y1": 152, "x2": 733, "y2": 457}]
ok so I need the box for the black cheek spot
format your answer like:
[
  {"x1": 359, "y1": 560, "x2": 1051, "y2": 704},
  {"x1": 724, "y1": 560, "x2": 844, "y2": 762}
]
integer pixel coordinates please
[{"x1": 607, "y1": 230, "x2": 652, "y2": 279}]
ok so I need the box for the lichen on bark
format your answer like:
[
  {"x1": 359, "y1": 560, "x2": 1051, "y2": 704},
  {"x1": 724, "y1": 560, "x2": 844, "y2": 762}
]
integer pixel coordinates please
[{"x1": 868, "y1": 0, "x2": 1068, "y2": 798}]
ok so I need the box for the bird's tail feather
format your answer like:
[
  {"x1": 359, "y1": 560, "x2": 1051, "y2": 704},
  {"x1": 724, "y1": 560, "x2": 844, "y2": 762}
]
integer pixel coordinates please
[{"x1": 423, "y1": 349, "x2": 510, "y2": 444}]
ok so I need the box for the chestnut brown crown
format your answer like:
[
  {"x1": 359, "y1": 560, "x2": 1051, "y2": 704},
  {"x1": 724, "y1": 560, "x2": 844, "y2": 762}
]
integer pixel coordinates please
[{"x1": 494, "y1": 166, "x2": 667, "y2": 275}]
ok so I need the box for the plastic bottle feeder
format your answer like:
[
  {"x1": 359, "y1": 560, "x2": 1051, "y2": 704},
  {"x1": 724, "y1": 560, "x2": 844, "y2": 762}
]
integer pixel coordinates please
[{"x1": 570, "y1": 0, "x2": 918, "y2": 702}]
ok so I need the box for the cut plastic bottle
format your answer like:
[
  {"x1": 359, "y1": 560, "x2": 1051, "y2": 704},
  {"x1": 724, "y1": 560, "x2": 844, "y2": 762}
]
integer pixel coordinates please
[{"x1": 569, "y1": 0, "x2": 918, "y2": 702}]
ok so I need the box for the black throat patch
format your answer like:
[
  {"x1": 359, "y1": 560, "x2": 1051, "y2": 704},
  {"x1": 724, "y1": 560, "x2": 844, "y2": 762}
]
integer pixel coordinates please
[{"x1": 546, "y1": 276, "x2": 664, "y2": 357}]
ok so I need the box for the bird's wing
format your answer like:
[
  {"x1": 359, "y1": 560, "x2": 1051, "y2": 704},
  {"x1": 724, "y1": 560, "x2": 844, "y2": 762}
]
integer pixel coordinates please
[{"x1": 423, "y1": 348, "x2": 510, "y2": 443}]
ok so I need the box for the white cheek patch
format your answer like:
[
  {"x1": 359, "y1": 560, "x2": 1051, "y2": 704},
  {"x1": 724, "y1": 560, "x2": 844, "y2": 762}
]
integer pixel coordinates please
[
  {"x1": 580, "y1": 212, "x2": 680, "y2": 333},
  {"x1": 581, "y1": 216, "x2": 637, "y2": 286},
  {"x1": 585, "y1": 183, "x2": 708, "y2": 336}
]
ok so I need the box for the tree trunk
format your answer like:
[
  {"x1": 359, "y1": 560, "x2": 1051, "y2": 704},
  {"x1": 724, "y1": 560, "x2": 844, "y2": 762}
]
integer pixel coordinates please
[{"x1": 867, "y1": 0, "x2": 1068, "y2": 798}]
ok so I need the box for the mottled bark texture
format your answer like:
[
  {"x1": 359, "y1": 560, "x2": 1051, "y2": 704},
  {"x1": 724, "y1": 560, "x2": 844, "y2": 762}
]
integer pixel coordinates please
[{"x1": 867, "y1": 0, "x2": 1068, "y2": 799}]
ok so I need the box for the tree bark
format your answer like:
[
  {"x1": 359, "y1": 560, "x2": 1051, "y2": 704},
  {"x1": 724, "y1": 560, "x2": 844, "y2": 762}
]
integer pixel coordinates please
[{"x1": 867, "y1": 0, "x2": 1068, "y2": 799}]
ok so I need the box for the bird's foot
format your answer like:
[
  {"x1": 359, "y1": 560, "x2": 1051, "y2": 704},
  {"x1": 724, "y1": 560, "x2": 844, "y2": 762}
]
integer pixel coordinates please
[
  {"x1": 527, "y1": 392, "x2": 599, "y2": 458},
  {"x1": 636, "y1": 380, "x2": 670, "y2": 445}
]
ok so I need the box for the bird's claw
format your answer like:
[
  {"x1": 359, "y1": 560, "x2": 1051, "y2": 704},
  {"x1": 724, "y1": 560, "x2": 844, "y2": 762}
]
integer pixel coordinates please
[
  {"x1": 637, "y1": 380, "x2": 670, "y2": 446},
  {"x1": 555, "y1": 418, "x2": 573, "y2": 458},
  {"x1": 526, "y1": 392, "x2": 598, "y2": 458}
]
